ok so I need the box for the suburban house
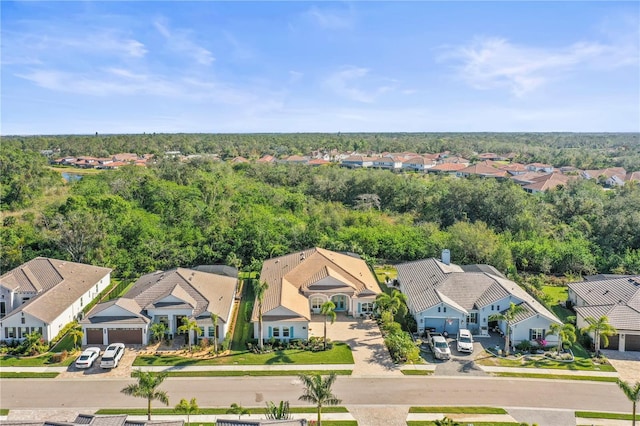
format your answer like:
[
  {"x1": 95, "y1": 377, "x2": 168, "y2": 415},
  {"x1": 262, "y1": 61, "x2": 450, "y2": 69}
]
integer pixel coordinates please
[
  {"x1": 567, "y1": 275, "x2": 640, "y2": 352},
  {"x1": 521, "y1": 172, "x2": 573, "y2": 193},
  {"x1": 395, "y1": 252, "x2": 562, "y2": 348},
  {"x1": 0, "y1": 257, "x2": 111, "y2": 342},
  {"x1": 252, "y1": 247, "x2": 382, "y2": 341},
  {"x1": 340, "y1": 155, "x2": 375, "y2": 168},
  {"x1": 80, "y1": 267, "x2": 237, "y2": 346},
  {"x1": 0, "y1": 413, "x2": 184, "y2": 426},
  {"x1": 402, "y1": 156, "x2": 437, "y2": 172},
  {"x1": 456, "y1": 161, "x2": 508, "y2": 179}
]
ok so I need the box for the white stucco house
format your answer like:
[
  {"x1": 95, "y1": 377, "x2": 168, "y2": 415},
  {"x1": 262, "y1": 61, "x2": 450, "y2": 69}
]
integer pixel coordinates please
[
  {"x1": 252, "y1": 247, "x2": 382, "y2": 342},
  {"x1": 568, "y1": 275, "x2": 640, "y2": 352},
  {"x1": 81, "y1": 267, "x2": 238, "y2": 346},
  {"x1": 0, "y1": 257, "x2": 111, "y2": 342},
  {"x1": 395, "y1": 254, "x2": 562, "y2": 348}
]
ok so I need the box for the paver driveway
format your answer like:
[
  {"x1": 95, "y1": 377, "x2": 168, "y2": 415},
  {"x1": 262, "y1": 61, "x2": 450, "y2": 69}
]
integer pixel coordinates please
[{"x1": 309, "y1": 314, "x2": 401, "y2": 376}]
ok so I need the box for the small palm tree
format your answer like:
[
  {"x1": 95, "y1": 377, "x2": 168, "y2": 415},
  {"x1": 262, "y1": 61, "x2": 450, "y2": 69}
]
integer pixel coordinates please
[
  {"x1": 581, "y1": 316, "x2": 617, "y2": 357},
  {"x1": 210, "y1": 313, "x2": 219, "y2": 355},
  {"x1": 488, "y1": 302, "x2": 526, "y2": 356},
  {"x1": 253, "y1": 280, "x2": 269, "y2": 351},
  {"x1": 175, "y1": 398, "x2": 199, "y2": 426},
  {"x1": 227, "y1": 402, "x2": 250, "y2": 420},
  {"x1": 434, "y1": 417, "x2": 460, "y2": 426},
  {"x1": 150, "y1": 322, "x2": 167, "y2": 344},
  {"x1": 320, "y1": 301, "x2": 336, "y2": 351},
  {"x1": 69, "y1": 327, "x2": 84, "y2": 349},
  {"x1": 121, "y1": 369, "x2": 169, "y2": 420},
  {"x1": 546, "y1": 323, "x2": 577, "y2": 354},
  {"x1": 177, "y1": 317, "x2": 202, "y2": 353},
  {"x1": 617, "y1": 380, "x2": 640, "y2": 426},
  {"x1": 298, "y1": 373, "x2": 341, "y2": 426},
  {"x1": 265, "y1": 400, "x2": 292, "y2": 420},
  {"x1": 375, "y1": 289, "x2": 408, "y2": 318}
]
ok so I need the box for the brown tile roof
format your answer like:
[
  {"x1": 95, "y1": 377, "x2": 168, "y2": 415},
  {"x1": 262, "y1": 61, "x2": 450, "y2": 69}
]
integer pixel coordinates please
[
  {"x1": 0, "y1": 258, "x2": 111, "y2": 324},
  {"x1": 428, "y1": 163, "x2": 467, "y2": 172},
  {"x1": 626, "y1": 171, "x2": 640, "y2": 182},
  {"x1": 458, "y1": 161, "x2": 508, "y2": 177},
  {"x1": 252, "y1": 248, "x2": 381, "y2": 322},
  {"x1": 522, "y1": 172, "x2": 573, "y2": 192}
]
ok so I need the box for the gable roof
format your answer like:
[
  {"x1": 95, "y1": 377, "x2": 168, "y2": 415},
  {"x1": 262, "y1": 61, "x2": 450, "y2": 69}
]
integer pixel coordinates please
[
  {"x1": 80, "y1": 298, "x2": 150, "y2": 325},
  {"x1": 0, "y1": 257, "x2": 111, "y2": 324},
  {"x1": 457, "y1": 161, "x2": 508, "y2": 177},
  {"x1": 522, "y1": 172, "x2": 573, "y2": 192},
  {"x1": 396, "y1": 258, "x2": 560, "y2": 325},
  {"x1": 252, "y1": 247, "x2": 381, "y2": 322}
]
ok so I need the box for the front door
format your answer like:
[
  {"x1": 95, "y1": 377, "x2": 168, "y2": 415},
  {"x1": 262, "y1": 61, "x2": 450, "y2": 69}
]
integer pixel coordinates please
[{"x1": 331, "y1": 295, "x2": 347, "y2": 311}]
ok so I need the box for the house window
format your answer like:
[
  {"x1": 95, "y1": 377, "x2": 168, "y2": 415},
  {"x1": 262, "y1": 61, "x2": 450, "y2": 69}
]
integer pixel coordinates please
[
  {"x1": 0, "y1": 302, "x2": 6, "y2": 318},
  {"x1": 311, "y1": 297, "x2": 323, "y2": 311},
  {"x1": 157, "y1": 315, "x2": 169, "y2": 326},
  {"x1": 199, "y1": 326, "x2": 205, "y2": 337},
  {"x1": 208, "y1": 326, "x2": 215, "y2": 337},
  {"x1": 80, "y1": 297, "x2": 83, "y2": 307},
  {"x1": 437, "y1": 307, "x2": 441, "y2": 313},
  {"x1": 467, "y1": 313, "x2": 478, "y2": 324},
  {"x1": 496, "y1": 305, "x2": 500, "y2": 311},
  {"x1": 491, "y1": 305, "x2": 494, "y2": 311},
  {"x1": 443, "y1": 307, "x2": 447, "y2": 313},
  {"x1": 21, "y1": 317, "x2": 25, "y2": 324},
  {"x1": 273, "y1": 327, "x2": 280, "y2": 338},
  {"x1": 361, "y1": 302, "x2": 374, "y2": 313},
  {"x1": 283, "y1": 327, "x2": 290, "y2": 338},
  {"x1": 530, "y1": 328, "x2": 545, "y2": 340},
  {"x1": 5, "y1": 327, "x2": 16, "y2": 338}
]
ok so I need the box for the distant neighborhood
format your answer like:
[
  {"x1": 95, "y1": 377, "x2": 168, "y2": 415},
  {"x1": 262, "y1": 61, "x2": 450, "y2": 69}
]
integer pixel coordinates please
[{"x1": 48, "y1": 149, "x2": 640, "y2": 193}]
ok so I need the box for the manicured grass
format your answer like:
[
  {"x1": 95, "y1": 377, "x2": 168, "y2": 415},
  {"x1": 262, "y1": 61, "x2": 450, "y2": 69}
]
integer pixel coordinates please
[
  {"x1": 50, "y1": 332, "x2": 78, "y2": 352},
  {"x1": 575, "y1": 411, "x2": 640, "y2": 420},
  {"x1": 476, "y1": 349, "x2": 616, "y2": 372},
  {"x1": 0, "y1": 409, "x2": 9, "y2": 415},
  {"x1": 0, "y1": 352, "x2": 76, "y2": 367},
  {"x1": 541, "y1": 285, "x2": 574, "y2": 323},
  {"x1": 154, "y1": 369, "x2": 353, "y2": 377},
  {"x1": 408, "y1": 422, "x2": 520, "y2": 426},
  {"x1": 409, "y1": 407, "x2": 506, "y2": 414},
  {"x1": 0, "y1": 372, "x2": 59, "y2": 378},
  {"x1": 96, "y1": 407, "x2": 349, "y2": 415},
  {"x1": 134, "y1": 342, "x2": 354, "y2": 366},
  {"x1": 231, "y1": 278, "x2": 255, "y2": 351},
  {"x1": 374, "y1": 265, "x2": 397, "y2": 286},
  {"x1": 401, "y1": 370, "x2": 433, "y2": 376},
  {"x1": 493, "y1": 372, "x2": 617, "y2": 382}
]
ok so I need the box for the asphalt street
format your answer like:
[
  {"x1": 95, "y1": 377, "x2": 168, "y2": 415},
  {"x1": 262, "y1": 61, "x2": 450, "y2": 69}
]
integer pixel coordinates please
[{"x1": 0, "y1": 376, "x2": 630, "y2": 413}]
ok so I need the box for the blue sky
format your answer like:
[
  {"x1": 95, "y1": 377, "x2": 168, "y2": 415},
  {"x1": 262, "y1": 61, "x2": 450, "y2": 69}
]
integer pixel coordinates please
[{"x1": 2, "y1": 1, "x2": 639, "y2": 135}]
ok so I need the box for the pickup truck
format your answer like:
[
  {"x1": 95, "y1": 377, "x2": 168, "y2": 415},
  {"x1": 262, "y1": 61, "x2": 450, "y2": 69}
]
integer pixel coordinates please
[{"x1": 428, "y1": 332, "x2": 451, "y2": 360}]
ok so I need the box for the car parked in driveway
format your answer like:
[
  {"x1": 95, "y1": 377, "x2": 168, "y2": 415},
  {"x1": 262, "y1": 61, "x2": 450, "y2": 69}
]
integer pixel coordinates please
[
  {"x1": 99, "y1": 343, "x2": 125, "y2": 369},
  {"x1": 456, "y1": 329, "x2": 474, "y2": 353},
  {"x1": 429, "y1": 333, "x2": 451, "y2": 360},
  {"x1": 75, "y1": 347, "x2": 101, "y2": 369}
]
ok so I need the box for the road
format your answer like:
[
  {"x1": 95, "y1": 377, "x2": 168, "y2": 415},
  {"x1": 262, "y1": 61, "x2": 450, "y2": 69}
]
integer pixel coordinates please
[{"x1": 0, "y1": 376, "x2": 629, "y2": 412}]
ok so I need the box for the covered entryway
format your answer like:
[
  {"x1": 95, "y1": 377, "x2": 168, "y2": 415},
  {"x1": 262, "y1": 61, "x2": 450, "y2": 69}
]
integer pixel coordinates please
[
  {"x1": 625, "y1": 334, "x2": 640, "y2": 351},
  {"x1": 331, "y1": 295, "x2": 348, "y2": 311},
  {"x1": 86, "y1": 328, "x2": 103, "y2": 345},
  {"x1": 107, "y1": 328, "x2": 143, "y2": 344}
]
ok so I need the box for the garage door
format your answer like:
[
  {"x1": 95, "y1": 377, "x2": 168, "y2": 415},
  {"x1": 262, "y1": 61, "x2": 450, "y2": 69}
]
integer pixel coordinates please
[
  {"x1": 107, "y1": 328, "x2": 142, "y2": 344},
  {"x1": 602, "y1": 334, "x2": 619, "y2": 350},
  {"x1": 86, "y1": 328, "x2": 103, "y2": 345},
  {"x1": 625, "y1": 334, "x2": 640, "y2": 352}
]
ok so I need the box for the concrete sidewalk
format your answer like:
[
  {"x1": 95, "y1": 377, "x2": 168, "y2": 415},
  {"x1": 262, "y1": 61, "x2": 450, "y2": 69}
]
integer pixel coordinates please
[{"x1": 479, "y1": 365, "x2": 619, "y2": 377}]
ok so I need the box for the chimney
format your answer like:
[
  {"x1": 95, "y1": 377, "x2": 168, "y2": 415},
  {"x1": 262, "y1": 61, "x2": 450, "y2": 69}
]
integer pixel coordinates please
[{"x1": 441, "y1": 249, "x2": 450, "y2": 265}]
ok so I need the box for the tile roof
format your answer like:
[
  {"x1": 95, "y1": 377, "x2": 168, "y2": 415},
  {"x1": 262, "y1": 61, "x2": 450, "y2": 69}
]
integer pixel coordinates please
[
  {"x1": 252, "y1": 248, "x2": 381, "y2": 322},
  {"x1": 522, "y1": 172, "x2": 574, "y2": 192},
  {"x1": 458, "y1": 161, "x2": 508, "y2": 177},
  {"x1": 80, "y1": 298, "x2": 150, "y2": 325},
  {"x1": 428, "y1": 163, "x2": 467, "y2": 172},
  {"x1": 0, "y1": 258, "x2": 112, "y2": 324}
]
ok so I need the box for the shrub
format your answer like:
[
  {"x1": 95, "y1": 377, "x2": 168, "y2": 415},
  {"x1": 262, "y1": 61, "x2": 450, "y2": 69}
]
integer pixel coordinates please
[
  {"x1": 516, "y1": 340, "x2": 532, "y2": 352},
  {"x1": 200, "y1": 337, "x2": 210, "y2": 348},
  {"x1": 50, "y1": 350, "x2": 68, "y2": 363}
]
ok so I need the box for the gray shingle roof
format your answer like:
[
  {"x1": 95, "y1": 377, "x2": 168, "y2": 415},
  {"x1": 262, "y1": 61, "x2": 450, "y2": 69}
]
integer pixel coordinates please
[
  {"x1": 576, "y1": 304, "x2": 640, "y2": 331},
  {"x1": 568, "y1": 276, "x2": 640, "y2": 306}
]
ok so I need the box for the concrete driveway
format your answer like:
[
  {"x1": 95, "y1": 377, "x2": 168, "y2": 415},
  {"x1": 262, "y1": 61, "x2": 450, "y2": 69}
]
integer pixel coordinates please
[
  {"x1": 601, "y1": 349, "x2": 640, "y2": 382},
  {"x1": 57, "y1": 346, "x2": 138, "y2": 379},
  {"x1": 309, "y1": 314, "x2": 401, "y2": 376}
]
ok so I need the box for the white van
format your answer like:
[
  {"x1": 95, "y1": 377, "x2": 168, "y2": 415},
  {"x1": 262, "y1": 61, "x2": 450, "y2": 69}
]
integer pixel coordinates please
[
  {"x1": 100, "y1": 343, "x2": 125, "y2": 368},
  {"x1": 456, "y1": 329, "x2": 474, "y2": 353}
]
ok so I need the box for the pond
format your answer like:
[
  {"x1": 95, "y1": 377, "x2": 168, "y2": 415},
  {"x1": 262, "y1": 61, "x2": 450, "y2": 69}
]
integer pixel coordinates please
[{"x1": 61, "y1": 172, "x2": 82, "y2": 182}]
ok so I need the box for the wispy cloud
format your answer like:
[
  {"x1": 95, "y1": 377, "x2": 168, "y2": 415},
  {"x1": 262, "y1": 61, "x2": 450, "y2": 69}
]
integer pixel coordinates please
[
  {"x1": 154, "y1": 18, "x2": 214, "y2": 65},
  {"x1": 324, "y1": 66, "x2": 395, "y2": 103},
  {"x1": 441, "y1": 36, "x2": 639, "y2": 96},
  {"x1": 305, "y1": 5, "x2": 355, "y2": 30}
]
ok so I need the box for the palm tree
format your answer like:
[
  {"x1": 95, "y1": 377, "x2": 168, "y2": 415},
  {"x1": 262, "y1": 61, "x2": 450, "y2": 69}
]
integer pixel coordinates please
[
  {"x1": 298, "y1": 372, "x2": 341, "y2": 426},
  {"x1": 175, "y1": 398, "x2": 199, "y2": 426},
  {"x1": 581, "y1": 316, "x2": 617, "y2": 357},
  {"x1": 617, "y1": 380, "x2": 640, "y2": 426},
  {"x1": 150, "y1": 322, "x2": 167, "y2": 344},
  {"x1": 546, "y1": 323, "x2": 577, "y2": 354},
  {"x1": 488, "y1": 302, "x2": 526, "y2": 356},
  {"x1": 434, "y1": 417, "x2": 461, "y2": 426},
  {"x1": 210, "y1": 313, "x2": 219, "y2": 355},
  {"x1": 265, "y1": 400, "x2": 292, "y2": 420},
  {"x1": 375, "y1": 289, "x2": 408, "y2": 318},
  {"x1": 121, "y1": 369, "x2": 169, "y2": 420},
  {"x1": 227, "y1": 403, "x2": 249, "y2": 420},
  {"x1": 177, "y1": 317, "x2": 202, "y2": 353},
  {"x1": 69, "y1": 327, "x2": 83, "y2": 349},
  {"x1": 320, "y1": 301, "x2": 336, "y2": 351},
  {"x1": 253, "y1": 280, "x2": 269, "y2": 351}
]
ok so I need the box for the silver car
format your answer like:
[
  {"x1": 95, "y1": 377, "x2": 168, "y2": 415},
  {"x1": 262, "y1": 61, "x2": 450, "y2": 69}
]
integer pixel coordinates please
[{"x1": 99, "y1": 343, "x2": 125, "y2": 369}]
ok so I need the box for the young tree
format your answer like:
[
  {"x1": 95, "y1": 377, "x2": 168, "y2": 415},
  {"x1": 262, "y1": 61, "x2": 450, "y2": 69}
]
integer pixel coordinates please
[
  {"x1": 617, "y1": 380, "x2": 640, "y2": 426},
  {"x1": 488, "y1": 302, "x2": 526, "y2": 356},
  {"x1": 298, "y1": 372, "x2": 341, "y2": 426},
  {"x1": 175, "y1": 397, "x2": 199, "y2": 426},
  {"x1": 210, "y1": 313, "x2": 219, "y2": 355},
  {"x1": 227, "y1": 403, "x2": 249, "y2": 420},
  {"x1": 150, "y1": 322, "x2": 167, "y2": 344},
  {"x1": 265, "y1": 400, "x2": 292, "y2": 420},
  {"x1": 375, "y1": 289, "x2": 408, "y2": 319},
  {"x1": 581, "y1": 316, "x2": 617, "y2": 357},
  {"x1": 253, "y1": 280, "x2": 269, "y2": 351},
  {"x1": 177, "y1": 317, "x2": 202, "y2": 353},
  {"x1": 320, "y1": 301, "x2": 336, "y2": 351},
  {"x1": 69, "y1": 327, "x2": 84, "y2": 349},
  {"x1": 121, "y1": 369, "x2": 169, "y2": 420},
  {"x1": 546, "y1": 323, "x2": 576, "y2": 354}
]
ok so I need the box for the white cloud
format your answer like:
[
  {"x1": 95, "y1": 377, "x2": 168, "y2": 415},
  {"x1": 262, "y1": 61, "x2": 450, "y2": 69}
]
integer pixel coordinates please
[
  {"x1": 154, "y1": 18, "x2": 214, "y2": 65},
  {"x1": 441, "y1": 36, "x2": 639, "y2": 97},
  {"x1": 324, "y1": 66, "x2": 396, "y2": 103},
  {"x1": 305, "y1": 6, "x2": 354, "y2": 30}
]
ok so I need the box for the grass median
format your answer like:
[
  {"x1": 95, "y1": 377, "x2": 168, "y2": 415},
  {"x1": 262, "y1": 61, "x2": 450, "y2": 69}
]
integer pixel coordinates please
[
  {"x1": 575, "y1": 411, "x2": 640, "y2": 421},
  {"x1": 409, "y1": 407, "x2": 506, "y2": 414},
  {"x1": 492, "y1": 372, "x2": 617, "y2": 382},
  {"x1": 0, "y1": 372, "x2": 59, "y2": 379},
  {"x1": 139, "y1": 369, "x2": 352, "y2": 377},
  {"x1": 96, "y1": 407, "x2": 349, "y2": 415}
]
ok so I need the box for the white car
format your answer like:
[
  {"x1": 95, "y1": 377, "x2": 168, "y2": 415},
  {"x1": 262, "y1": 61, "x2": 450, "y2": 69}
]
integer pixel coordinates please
[
  {"x1": 456, "y1": 329, "x2": 474, "y2": 353},
  {"x1": 430, "y1": 334, "x2": 451, "y2": 360},
  {"x1": 75, "y1": 347, "x2": 101, "y2": 369},
  {"x1": 100, "y1": 343, "x2": 125, "y2": 369}
]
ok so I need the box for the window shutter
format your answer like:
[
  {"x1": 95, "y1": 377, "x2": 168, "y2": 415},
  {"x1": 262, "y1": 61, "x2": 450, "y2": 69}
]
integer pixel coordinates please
[
  {"x1": 358, "y1": 303, "x2": 361, "y2": 313},
  {"x1": 290, "y1": 327, "x2": 294, "y2": 338},
  {"x1": 268, "y1": 326, "x2": 272, "y2": 338},
  {"x1": 529, "y1": 329, "x2": 533, "y2": 340}
]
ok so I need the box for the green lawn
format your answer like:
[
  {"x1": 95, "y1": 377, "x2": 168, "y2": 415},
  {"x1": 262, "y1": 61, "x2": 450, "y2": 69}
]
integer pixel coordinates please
[
  {"x1": 575, "y1": 411, "x2": 639, "y2": 420},
  {"x1": 50, "y1": 332, "x2": 78, "y2": 352},
  {"x1": 0, "y1": 409, "x2": 9, "y2": 415},
  {"x1": 231, "y1": 278, "x2": 255, "y2": 351},
  {"x1": 541, "y1": 285, "x2": 574, "y2": 323},
  {"x1": 373, "y1": 265, "x2": 397, "y2": 286},
  {"x1": 0, "y1": 372, "x2": 59, "y2": 379},
  {"x1": 476, "y1": 348, "x2": 616, "y2": 372},
  {"x1": 409, "y1": 407, "x2": 506, "y2": 414},
  {"x1": 493, "y1": 372, "x2": 617, "y2": 382},
  {"x1": 157, "y1": 369, "x2": 352, "y2": 377},
  {"x1": 96, "y1": 407, "x2": 349, "y2": 415},
  {"x1": 134, "y1": 342, "x2": 354, "y2": 366},
  {"x1": 401, "y1": 370, "x2": 433, "y2": 376},
  {"x1": 0, "y1": 352, "x2": 76, "y2": 367}
]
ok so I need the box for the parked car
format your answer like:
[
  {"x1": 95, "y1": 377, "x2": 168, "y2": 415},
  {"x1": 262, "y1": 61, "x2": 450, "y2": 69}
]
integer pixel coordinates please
[
  {"x1": 100, "y1": 343, "x2": 125, "y2": 369},
  {"x1": 429, "y1": 333, "x2": 451, "y2": 360},
  {"x1": 456, "y1": 329, "x2": 474, "y2": 353},
  {"x1": 75, "y1": 347, "x2": 101, "y2": 369}
]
